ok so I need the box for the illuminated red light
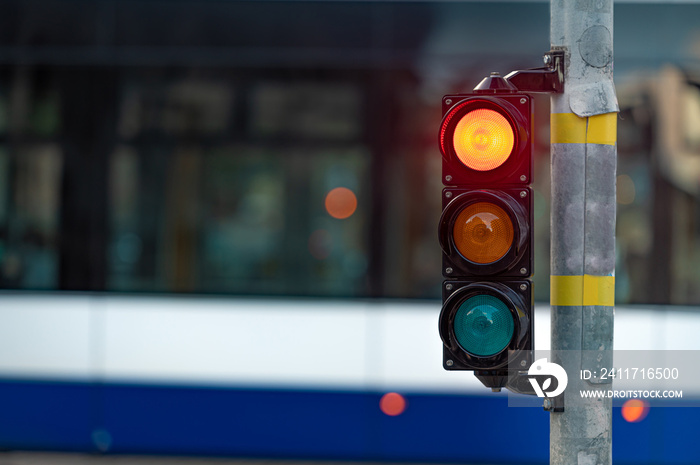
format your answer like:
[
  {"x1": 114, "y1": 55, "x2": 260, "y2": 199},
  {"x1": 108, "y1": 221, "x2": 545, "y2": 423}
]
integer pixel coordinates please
[{"x1": 452, "y1": 108, "x2": 515, "y2": 171}]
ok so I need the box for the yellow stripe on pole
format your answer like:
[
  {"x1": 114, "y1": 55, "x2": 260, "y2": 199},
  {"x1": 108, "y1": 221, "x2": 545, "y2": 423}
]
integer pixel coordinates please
[
  {"x1": 551, "y1": 113, "x2": 617, "y2": 145},
  {"x1": 550, "y1": 275, "x2": 615, "y2": 306}
]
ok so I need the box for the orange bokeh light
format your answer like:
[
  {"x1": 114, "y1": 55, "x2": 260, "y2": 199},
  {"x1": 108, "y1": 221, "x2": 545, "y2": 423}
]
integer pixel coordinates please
[
  {"x1": 621, "y1": 399, "x2": 649, "y2": 423},
  {"x1": 325, "y1": 187, "x2": 357, "y2": 219},
  {"x1": 380, "y1": 392, "x2": 407, "y2": 416}
]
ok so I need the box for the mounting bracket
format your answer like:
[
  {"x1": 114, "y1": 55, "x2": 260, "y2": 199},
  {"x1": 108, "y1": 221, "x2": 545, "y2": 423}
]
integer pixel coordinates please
[{"x1": 505, "y1": 50, "x2": 565, "y2": 94}]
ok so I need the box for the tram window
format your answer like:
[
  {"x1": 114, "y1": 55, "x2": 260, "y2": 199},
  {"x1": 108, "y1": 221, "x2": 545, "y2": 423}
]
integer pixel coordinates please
[
  {"x1": 118, "y1": 79, "x2": 233, "y2": 139},
  {"x1": 0, "y1": 145, "x2": 62, "y2": 289},
  {"x1": 251, "y1": 82, "x2": 361, "y2": 141},
  {"x1": 107, "y1": 146, "x2": 369, "y2": 296},
  {"x1": 0, "y1": 69, "x2": 63, "y2": 290},
  {"x1": 197, "y1": 148, "x2": 286, "y2": 293},
  {"x1": 106, "y1": 74, "x2": 370, "y2": 297}
]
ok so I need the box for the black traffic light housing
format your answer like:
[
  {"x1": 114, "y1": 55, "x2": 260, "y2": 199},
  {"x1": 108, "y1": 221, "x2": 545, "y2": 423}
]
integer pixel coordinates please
[
  {"x1": 440, "y1": 280, "x2": 533, "y2": 372},
  {"x1": 438, "y1": 73, "x2": 536, "y2": 390},
  {"x1": 440, "y1": 93, "x2": 533, "y2": 187},
  {"x1": 437, "y1": 53, "x2": 564, "y2": 392},
  {"x1": 439, "y1": 187, "x2": 533, "y2": 278}
]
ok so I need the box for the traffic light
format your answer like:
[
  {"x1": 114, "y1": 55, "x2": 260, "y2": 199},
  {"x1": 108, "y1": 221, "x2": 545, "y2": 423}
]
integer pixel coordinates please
[{"x1": 438, "y1": 73, "x2": 534, "y2": 390}]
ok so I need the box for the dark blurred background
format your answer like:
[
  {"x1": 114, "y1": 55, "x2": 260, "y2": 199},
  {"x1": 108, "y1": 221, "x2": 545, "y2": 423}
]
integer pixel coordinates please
[
  {"x1": 1, "y1": 0, "x2": 700, "y2": 304},
  {"x1": 1, "y1": 0, "x2": 700, "y2": 305}
]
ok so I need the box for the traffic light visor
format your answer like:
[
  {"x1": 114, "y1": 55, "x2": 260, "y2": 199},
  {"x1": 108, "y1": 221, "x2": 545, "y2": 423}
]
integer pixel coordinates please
[
  {"x1": 452, "y1": 201, "x2": 514, "y2": 264},
  {"x1": 453, "y1": 108, "x2": 514, "y2": 171},
  {"x1": 453, "y1": 295, "x2": 514, "y2": 356}
]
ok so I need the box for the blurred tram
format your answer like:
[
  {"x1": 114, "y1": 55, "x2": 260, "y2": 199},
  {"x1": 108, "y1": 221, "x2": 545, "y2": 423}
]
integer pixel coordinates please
[
  {"x1": 1, "y1": 1, "x2": 700, "y2": 464},
  {"x1": 0, "y1": 295, "x2": 700, "y2": 464}
]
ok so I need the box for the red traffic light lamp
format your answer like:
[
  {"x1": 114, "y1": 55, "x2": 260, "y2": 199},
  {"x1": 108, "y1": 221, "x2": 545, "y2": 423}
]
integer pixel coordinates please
[{"x1": 440, "y1": 74, "x2": 533, "y2": 187}]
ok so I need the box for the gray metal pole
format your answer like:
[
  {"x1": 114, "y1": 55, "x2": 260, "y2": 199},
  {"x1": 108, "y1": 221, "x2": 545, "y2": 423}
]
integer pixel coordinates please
[{"x1": 549, "y1": 0, "x2": 618, "y2": 464}]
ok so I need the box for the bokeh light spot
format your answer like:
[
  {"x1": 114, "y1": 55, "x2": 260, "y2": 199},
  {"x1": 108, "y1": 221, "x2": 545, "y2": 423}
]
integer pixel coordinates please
[
  {"x1": 621, "y1": 399, "x2": 649, "y2": 422},
  {"x1": 325, "y1": 187, "x2": 357, "y2": 219},
  {"x1": 380, "y1": 392, "x2": 406, "y2": 416}
]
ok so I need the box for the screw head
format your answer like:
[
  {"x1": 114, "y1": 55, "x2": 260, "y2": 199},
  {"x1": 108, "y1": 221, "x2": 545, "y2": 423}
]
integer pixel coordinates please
[
  {"x1": 543, "y1": 398, "x2": 552, "y2": 410},
  {"x1": 445, "y1": 267, "x2": 453, "y2": 275},
  {"x1": 445, "y1": 175, "x2": 453, "y2": 183},
  {"x1": 445, "y1": 191, "x2": 452, "y2": 199},
  {"x1": 520, "y1": 267, "x2": 527, "y2": 275},
  {"x1": 520, "y1": 175, "x2": 527, "y2": 182},
  {"x1": 520, "y1": 359, "x2": 527, "y2": 367},
  {"x1": 445, "y1": 283, "x2": 453, "y2": 291},
  {"x1": 445, "y1": 99, "x2": 453, "y2": 106},
  {"x1": 520, "y1": 190, "x2": 527, "y2": 198},
  {"x1": 446, "y1": 360, "x2": 454, "y2": 367},
  {"x1": 520, "y1": 97, "x2": 527, "y2": 104},
  {"x1": 544, "y1": 54, "x2": 552, "y2": 65},
  {"x1": 520, "y1": 283, "x2": 527, "y2": 291}
]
